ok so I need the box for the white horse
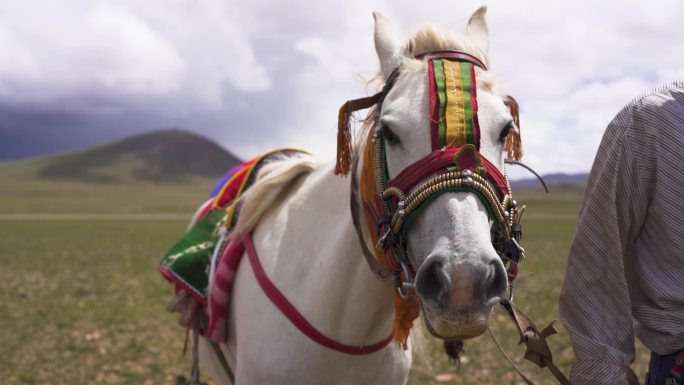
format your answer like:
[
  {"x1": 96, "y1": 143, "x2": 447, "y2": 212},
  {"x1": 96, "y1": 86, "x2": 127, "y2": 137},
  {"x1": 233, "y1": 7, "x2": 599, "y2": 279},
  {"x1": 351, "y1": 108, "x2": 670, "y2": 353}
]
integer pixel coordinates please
[{"x1": 196, "y1": 7, "x2": 522, "y2": 384}]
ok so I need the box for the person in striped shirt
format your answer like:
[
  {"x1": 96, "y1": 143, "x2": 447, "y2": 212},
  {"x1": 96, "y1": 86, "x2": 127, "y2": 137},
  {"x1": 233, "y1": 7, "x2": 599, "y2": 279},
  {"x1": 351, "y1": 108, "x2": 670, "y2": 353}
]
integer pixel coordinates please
[{"x1": 559, "y1": 80, "x2": 684, "y2": 385}]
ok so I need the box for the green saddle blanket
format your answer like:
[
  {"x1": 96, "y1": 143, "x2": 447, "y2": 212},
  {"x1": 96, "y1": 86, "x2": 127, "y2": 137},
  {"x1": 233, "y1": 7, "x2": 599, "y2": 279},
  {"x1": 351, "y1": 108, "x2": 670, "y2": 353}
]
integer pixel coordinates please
[{"x1": 159, "y1": 149, "x2": 306, "y2": 304}]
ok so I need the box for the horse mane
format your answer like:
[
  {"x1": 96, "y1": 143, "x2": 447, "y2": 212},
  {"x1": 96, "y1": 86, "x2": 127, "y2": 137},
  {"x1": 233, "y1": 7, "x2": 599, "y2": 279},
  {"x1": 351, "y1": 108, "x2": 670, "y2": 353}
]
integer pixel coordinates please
[{"x1": 231, "y1": 154, "x2": 318, "y2": 238}]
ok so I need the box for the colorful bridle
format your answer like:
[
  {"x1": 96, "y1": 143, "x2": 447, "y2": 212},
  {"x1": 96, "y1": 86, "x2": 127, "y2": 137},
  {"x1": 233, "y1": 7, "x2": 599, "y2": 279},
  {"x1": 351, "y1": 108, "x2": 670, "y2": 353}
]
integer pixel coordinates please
[{"x1": 336, "y1": 50, "x2": 526, "y2": 344}]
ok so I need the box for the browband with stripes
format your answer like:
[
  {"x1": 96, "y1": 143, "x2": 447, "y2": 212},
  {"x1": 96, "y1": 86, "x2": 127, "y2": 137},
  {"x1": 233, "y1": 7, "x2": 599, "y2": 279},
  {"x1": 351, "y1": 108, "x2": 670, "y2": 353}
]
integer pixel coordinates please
[{"x1": 428, "y1": 56, "x2": 481, "y2": 150}]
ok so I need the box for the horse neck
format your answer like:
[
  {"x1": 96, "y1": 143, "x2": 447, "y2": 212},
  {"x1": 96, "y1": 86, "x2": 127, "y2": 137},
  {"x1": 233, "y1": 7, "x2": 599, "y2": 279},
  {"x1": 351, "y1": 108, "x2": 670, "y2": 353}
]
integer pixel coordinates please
[{"x1": 257, "y1": 161, "x2": 395, "y2": 344}]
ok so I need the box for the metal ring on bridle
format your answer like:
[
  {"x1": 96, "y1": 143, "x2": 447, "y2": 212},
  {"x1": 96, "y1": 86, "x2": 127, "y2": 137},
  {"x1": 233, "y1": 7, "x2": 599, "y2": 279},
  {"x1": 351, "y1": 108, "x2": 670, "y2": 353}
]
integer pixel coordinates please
[{"x1": 397, "y1": 261, "x2": 415, "y2": 299}]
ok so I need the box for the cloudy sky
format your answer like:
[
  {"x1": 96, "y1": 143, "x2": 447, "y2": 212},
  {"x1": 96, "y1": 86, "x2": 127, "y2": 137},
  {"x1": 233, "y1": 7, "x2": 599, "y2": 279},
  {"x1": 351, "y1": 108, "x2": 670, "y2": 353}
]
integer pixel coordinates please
[{"x1": 0, "y1": 0, "x2": 682, "y2": 177}]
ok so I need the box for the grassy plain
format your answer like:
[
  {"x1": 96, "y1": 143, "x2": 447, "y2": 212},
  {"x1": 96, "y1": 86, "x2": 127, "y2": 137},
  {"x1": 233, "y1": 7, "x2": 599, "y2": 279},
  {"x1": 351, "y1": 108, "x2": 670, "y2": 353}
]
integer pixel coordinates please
[
  {"x1": 0, "y1": 178, "x2": 651, "y2": 385},
  {"x1": 1, "y1": 219, "x2": 194, "y2": 385},
  {"x1": 0, "y1": 165, "x2": 216, "y2": 215}
]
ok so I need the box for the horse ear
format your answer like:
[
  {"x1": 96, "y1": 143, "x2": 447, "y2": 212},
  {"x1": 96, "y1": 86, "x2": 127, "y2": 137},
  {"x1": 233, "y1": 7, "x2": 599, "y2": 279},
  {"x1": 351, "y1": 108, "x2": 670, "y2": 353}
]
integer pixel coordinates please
[
  {"x1": 465, "y1": 6, "x2": 489, "y2": 59},
  {"x1": 373, "y1": 12, "x2": 402, "y2": 79}
]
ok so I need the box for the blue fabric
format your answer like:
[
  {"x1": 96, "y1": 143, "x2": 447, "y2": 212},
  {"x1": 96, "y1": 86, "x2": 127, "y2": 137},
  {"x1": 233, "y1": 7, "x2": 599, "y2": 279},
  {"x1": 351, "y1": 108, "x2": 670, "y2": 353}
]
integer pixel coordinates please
[
  {"x1": 209, "y1": 165, "x2": 241, "y2": 198},
  {"x1": 646, "y1": 351, "x2": 679, "y2": 385}
]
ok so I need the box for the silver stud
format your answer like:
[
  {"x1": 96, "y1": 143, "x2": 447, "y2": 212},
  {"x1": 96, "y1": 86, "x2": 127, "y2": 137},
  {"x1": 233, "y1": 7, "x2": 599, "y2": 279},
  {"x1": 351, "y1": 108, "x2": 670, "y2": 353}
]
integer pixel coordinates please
[
  {"x1": 464, "y1": 177, "x2": 473, "y2": 186},
  {"x1": 398, "y1": 209, "x2": 406, "y2": 217},
  {"x1": 462, "y1": 169, "x2": 473, "y2": 177},
  {"x1": 511, "y1": 200, "x2": 517, "y2": 208},
  {"x1": 398, "y1": 201, "x2": 405, "y2": 210}
]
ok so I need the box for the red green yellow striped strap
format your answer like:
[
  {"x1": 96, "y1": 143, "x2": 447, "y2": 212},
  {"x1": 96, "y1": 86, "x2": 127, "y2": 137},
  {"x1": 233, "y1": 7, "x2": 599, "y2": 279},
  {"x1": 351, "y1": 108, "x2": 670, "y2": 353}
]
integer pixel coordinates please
[{"x1": 428, "y1": 58, "x2": 480, "y2": 151}]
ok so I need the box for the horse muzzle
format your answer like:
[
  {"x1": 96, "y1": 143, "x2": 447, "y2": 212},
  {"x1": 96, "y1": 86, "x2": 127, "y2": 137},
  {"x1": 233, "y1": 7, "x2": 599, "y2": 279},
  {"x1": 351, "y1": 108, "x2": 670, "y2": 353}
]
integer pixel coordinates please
[{"x1": 414, "y1": 255, "x2": 507, "y2": 339}]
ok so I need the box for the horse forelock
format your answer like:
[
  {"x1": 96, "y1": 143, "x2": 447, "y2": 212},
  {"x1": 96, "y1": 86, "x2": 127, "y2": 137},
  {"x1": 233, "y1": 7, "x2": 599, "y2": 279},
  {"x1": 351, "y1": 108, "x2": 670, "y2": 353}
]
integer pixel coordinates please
[
  {"x1": 407, "y1": 25, "x2": 486, "y2": 64},
  {"x1": 404, "y1": 25, "x2": 496, "y2": 91}
]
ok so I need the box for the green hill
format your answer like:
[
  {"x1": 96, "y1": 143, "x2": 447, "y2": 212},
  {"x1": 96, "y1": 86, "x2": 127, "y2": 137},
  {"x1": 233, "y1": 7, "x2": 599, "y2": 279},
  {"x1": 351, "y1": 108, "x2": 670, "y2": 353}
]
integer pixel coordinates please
[
  {"x1": 0, "y1": 130, "x2": 240, "y2": 214},
  {"x1": 29, "y1": 129, "x2": 241, "y2": 183}
]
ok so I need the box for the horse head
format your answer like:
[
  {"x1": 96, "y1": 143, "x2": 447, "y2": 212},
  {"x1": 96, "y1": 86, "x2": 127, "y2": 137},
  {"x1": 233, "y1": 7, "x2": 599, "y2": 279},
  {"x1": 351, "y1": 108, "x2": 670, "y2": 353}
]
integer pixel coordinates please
[{"x1": 342, "y1": 7, "x2": 524, "y2": 345}]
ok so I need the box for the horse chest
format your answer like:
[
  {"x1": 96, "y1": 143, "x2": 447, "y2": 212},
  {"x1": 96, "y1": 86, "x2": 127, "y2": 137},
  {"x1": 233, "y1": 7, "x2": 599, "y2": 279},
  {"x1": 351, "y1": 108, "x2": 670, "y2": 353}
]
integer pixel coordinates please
[{"x1": 213, "y1": 247, "x2": 411, "y2": 385}]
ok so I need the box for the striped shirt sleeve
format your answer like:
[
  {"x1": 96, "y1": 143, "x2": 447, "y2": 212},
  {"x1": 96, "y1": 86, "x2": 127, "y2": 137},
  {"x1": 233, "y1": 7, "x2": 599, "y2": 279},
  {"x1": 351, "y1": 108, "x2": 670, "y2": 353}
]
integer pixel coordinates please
[{"x1": 559, "y1": 87, "x2": 662, "y2": 384}]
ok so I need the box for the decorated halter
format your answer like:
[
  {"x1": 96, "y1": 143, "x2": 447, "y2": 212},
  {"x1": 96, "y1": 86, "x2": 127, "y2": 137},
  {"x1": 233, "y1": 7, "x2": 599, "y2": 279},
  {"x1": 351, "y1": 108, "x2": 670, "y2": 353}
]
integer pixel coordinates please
[{"x1": 336, "y1": 50, "x2": 526, "y2": 347}]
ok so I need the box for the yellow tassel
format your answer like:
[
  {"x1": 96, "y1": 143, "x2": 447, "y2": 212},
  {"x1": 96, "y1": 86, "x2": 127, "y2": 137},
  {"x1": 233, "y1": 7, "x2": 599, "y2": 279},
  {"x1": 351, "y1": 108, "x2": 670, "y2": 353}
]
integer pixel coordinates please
[{"x1": 360, "y1": 128, "x2": 381, "y2": 257}]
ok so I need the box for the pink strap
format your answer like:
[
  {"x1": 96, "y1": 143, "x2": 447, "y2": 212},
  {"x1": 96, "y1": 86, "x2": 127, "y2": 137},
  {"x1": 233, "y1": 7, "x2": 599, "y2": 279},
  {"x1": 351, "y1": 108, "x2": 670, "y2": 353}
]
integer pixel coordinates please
[
  {"x1": 244, "y1": 233, "x2": 394, "y2": 355},
  {"x1": 388, "y1": 147, "x2": 508, "y2": 196}
]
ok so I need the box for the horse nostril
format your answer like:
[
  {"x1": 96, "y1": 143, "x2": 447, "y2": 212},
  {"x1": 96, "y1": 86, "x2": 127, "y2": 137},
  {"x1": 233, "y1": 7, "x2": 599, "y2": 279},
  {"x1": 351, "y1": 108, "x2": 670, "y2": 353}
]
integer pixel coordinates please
[
  {"x1": 486, "y1": 260, "x2": 508, "y2": 300},
  {"x1": 415, "y1": 257, "x2": 449, "y2": 302}
]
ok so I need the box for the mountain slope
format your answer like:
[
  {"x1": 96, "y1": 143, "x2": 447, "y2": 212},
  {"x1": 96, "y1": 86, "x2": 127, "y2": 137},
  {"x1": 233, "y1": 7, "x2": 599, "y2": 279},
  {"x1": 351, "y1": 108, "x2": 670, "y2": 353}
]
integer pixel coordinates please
[
  {"x1": 31, "y1": 129, "x2": 240, "y2": 183},
  {"x1": 511, "y1": 172, "x2": 588, "y2": 190}
]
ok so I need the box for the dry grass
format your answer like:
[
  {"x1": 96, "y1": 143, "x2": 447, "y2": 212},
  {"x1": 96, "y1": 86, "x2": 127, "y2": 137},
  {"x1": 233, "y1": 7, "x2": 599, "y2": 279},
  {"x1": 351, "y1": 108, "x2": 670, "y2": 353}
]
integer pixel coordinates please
[
  {"x1": 0, "y1": 219, "x2": 197, "y2": 385},
  {"x1": 0, "y1": 184, "x2": 651, "y2": 385}
]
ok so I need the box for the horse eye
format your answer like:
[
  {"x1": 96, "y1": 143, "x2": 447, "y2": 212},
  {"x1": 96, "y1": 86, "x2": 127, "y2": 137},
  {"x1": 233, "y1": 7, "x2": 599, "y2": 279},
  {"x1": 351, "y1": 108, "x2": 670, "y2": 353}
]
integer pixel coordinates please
[
  {"x1": 381, "y1": 124, "x2": 401, "y2": 145},
  {"x1": 499, "y1": 121, "x2": 514, "y2": 142}
]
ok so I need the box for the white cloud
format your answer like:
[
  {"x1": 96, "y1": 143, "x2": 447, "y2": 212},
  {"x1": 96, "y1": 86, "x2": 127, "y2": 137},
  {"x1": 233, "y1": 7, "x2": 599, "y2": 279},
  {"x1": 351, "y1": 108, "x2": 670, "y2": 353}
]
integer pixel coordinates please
[
  {"x1": 160, "y1": 0, "x2": 272, "y2": 98},
  {"x1": 516, "y1": 77, "x2": 655, "y2": 174},
  {"x1": 281, "y1": 0, "x2": 684, "y2": 174},
  {"x1": 83, "y1": 3, "x2": 185, "y2": 95},
  {"x1": 0, "y1": 0, "x2": 271, "y2": 106},
  {"x1": 1, "y1": 0, "x2": 683, "y2": 174},
  {"x1": 0, "y1": 24, "x2": 40, "y2": 93}
]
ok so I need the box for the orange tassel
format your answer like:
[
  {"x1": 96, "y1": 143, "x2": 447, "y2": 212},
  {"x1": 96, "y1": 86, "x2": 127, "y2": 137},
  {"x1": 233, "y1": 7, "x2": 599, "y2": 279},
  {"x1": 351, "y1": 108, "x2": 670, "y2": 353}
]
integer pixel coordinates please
[
  {"x1": 335, "y1": 101, "x2": 353, "y2": 176},
  {"x1": 335, "y1": 93, "x2": 383, "y2": 176},
  {"x1": 392, "y1": 293, "x2": 421, "y2": 349},
  {"x1": 504, "y1": 95, "x2": 523, "y2": 160}
]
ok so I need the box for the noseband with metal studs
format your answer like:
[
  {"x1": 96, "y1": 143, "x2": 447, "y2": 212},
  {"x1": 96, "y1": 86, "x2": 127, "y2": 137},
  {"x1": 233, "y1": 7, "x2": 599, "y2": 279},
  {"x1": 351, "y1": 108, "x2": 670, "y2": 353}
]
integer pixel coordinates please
[
  {"x1": 368, "y1": 122, "x2": 526, "y2": 300},
  {"x1": 342, "y1": 50, "x2": 526, "y2": 300}
]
